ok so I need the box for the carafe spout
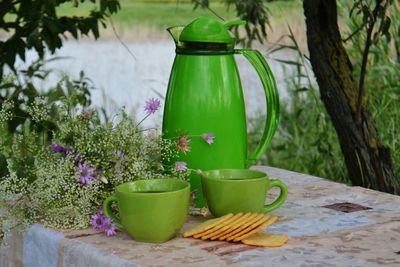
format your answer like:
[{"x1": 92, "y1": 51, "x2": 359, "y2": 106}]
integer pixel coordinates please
[{"x1": 167, "y1": 26, "x2": 185, "y2": 48}]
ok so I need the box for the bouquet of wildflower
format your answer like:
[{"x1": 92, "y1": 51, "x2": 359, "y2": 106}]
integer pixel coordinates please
[{"x1": 0, "y1": 97, "x2": 189, "y2": 234}]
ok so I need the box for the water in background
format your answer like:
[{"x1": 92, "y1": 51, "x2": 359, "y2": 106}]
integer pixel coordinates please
[{"x1": 23, "y1": 39, "x2": 291, "y2": 127}]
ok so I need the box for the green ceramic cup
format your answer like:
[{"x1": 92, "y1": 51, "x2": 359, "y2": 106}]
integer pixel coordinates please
[
  {"x1": 103, "y1": 178, "x2": 190, "y2": 243},
  {"x1": 201, "y1": 169, "x2": 288, "y2": 217}
]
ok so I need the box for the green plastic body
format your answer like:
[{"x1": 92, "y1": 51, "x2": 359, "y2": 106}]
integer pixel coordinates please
[
  {"x1": 163, "y1": 48, "x2": 279, "y2": 208},
  {"x1": 103, "y1": 179, "x2": 190, "y2": 243},
  {"x1": 200, "y1": 169, "x2": 288, "y2": 217}
]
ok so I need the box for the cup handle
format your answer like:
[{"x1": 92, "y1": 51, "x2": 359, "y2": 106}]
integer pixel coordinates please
[
  {"x1": 262, "y1": 179, "x2": 288, "y2": 213},
  {"x1": 103, "y1": 194, "x2": 124, "y2": 230}
]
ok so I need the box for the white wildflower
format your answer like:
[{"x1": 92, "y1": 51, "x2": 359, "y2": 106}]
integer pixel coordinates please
[{"x1": 26, "y1": 97, "x2": 50, "y2": 122}]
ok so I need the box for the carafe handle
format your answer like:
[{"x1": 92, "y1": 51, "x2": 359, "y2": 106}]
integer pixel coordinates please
[{"x1": 235, "y1": 49, "x2": 279, "y2": 167}]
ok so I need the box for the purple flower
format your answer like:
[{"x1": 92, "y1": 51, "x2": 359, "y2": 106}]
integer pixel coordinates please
[
  {"x1": 144, "y1": 98, "x2": 161, "y2": 115},
  {"x1": 175, "y1": 161, "x2": 187, "y2": 172},
  {"x1": 105, "y1": 224, "x2": 117, "y2": 237},
  {"x1": 50, "y1": 144, "x2": 64, "y2": 153},
  {"x1": 76, "y1": 163, "x2": 97, "y2": 185},
  {"x1": 90, "y1": 213, "x2": 105, "y2": 230},
  {"x1": 202, "y1": 133, "x2": 214, "y2": 145},
  {"x1": 81, "y1": 109, "x2": 96, "y2": 119},
  {"x1": 63, "y1": 147, "x2": 73, "y2": 155},
  {"x1": 90, "y1": 210, "x2": 117, "y2": 236},
  {"x1": 90, "y1": 207, "x2": 117, "y2": 236},
  {"x1": 102, "y1": 217, "x2": 117, "y2": 236},
  {"x1": 176, "y1": 135, "x2": 191, "y2": 154},
  {"x1": 50, "y1": 144, "x2": 73, "y2": 155}
]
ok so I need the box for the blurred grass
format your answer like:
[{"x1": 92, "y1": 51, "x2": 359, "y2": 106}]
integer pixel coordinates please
[
  {"x1": 249, "y1": 52, "x2": 349, "y2": 183},
  {"x1": 57, "y1": 0, "x2": 303, "y2": 30}
]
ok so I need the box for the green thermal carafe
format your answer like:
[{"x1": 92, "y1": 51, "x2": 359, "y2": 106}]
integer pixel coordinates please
[{"x1": 163, "y1": 17, "x2": 279, "y2": 207}]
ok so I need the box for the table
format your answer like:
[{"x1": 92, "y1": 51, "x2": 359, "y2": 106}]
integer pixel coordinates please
[{"x1": 1, "y1": 166, "x2": 400, "y2": 267}]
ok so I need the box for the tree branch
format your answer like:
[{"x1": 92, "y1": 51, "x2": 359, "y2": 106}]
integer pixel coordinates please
[
  {"x1": 342, "y1": 24, "x2": 363, "y2": 43},
  {"x1": 192, "y1": 0, "x2": 225, "y2": 21},
  {"x1": 356, "y1": 0, "x2": 382, "y2": 123},
  {"x1": 109, "y1": 17, "x2": 137, "y2": 61}
]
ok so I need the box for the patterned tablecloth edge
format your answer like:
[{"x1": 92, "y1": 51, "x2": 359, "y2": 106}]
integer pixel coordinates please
[{"x1": 0, "y1": 224, "x2": 139, "y2": 267}]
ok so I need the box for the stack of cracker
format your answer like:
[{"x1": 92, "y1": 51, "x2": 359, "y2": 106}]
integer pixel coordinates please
[{"x1": 183, "y1": 213, "x2": 288, "y2": 247}]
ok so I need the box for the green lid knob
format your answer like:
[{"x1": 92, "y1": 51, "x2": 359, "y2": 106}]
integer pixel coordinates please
[{"x1": 179, "y1": 17, "x2": 246, "y2": 44}]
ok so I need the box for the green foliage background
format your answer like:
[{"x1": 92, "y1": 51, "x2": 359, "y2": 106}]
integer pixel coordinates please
[{"x1": 1, "y1": 0, "x2": 398, "y2": 185}]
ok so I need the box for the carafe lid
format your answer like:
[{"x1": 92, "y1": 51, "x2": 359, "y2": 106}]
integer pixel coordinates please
[{"x1": 179, "y1": 17, "x2": 246, "y2": 45}]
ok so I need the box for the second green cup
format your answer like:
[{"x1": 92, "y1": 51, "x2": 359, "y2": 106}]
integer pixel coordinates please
[{"x1": 201, "y1": 169, "x2": 288, "y2": 217}]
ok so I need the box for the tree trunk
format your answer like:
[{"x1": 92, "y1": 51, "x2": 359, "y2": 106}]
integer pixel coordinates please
[{"x1": 303, "y1": 0, "x2": 399, "y2": 194}]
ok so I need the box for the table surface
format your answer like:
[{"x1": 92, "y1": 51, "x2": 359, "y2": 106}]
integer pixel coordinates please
[{"x1": 2, "y1": 166, "x2": 400, "y2": 267}]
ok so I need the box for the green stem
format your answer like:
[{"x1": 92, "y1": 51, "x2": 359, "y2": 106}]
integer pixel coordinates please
[{"x1": 136, "y1": 114, "x2": 150, "y2": 128}]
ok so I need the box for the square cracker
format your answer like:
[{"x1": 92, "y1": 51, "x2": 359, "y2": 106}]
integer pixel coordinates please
[
  {"x1": 218, "y1": 214, "x2": 267, "y2": 241},
  {"x1": 225, "y1": 215, "x2": 272, "y2": 241},
  {"x1": 210, "y1": 213, "x2": 259, "y2": 240},
  {"x1": 202, "y1": 213, "x2": 254, "y2": 240},
  {"x1": 233, "y1": 216, "x2": 278, "y2": 242},
  {"x1": 241, "y1": 232, "x2": 288, "y2": 247},
  {"x1": 193, "y1": 213, "x2": 244, "y2": 239},
  {"x1": 183, "y1": 213, "x2": 233, "y2": 237}
]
